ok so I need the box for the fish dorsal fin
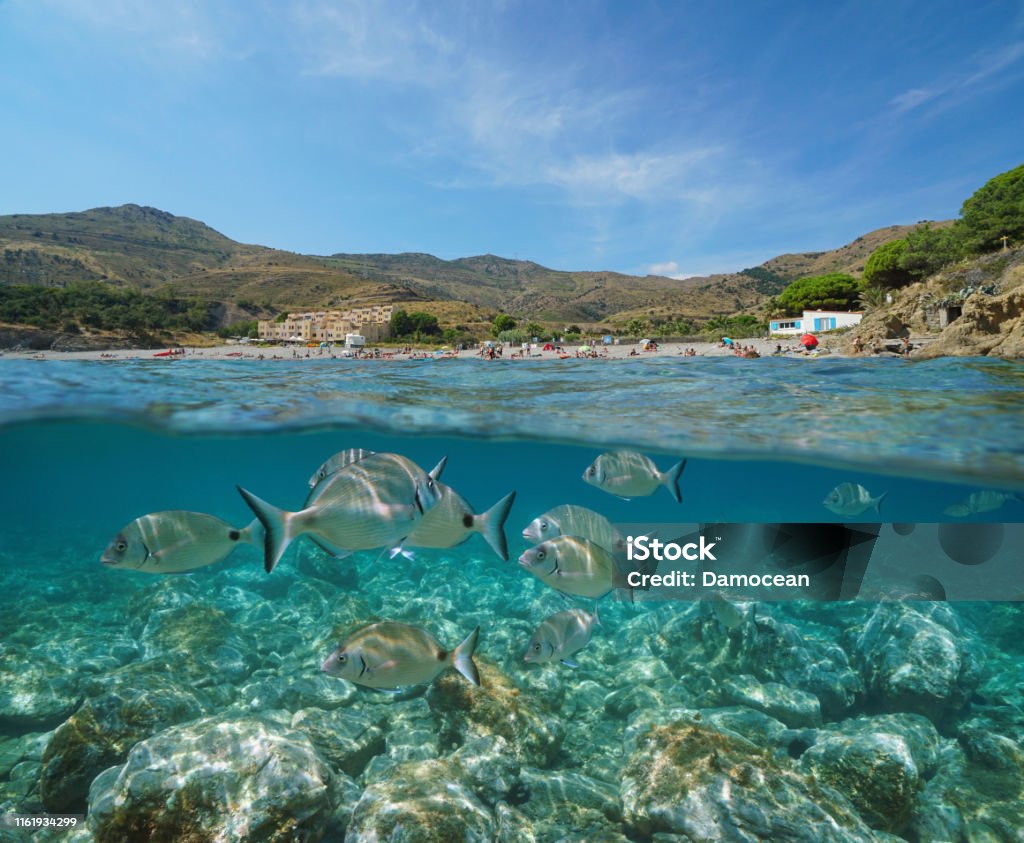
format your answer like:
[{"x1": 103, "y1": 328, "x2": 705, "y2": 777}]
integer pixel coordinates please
[
  {"x1": 429, "y1": 456, "x2": 448, "y2": 481},
  {"x1": 335, "y1": 448, "x2": 374, "y2": 470}
]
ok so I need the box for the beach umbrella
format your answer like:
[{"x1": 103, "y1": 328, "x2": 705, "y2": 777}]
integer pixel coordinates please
[
  {"x1": 579, "y1": 345, "x2": 592, "y2": 352},
  {"x1": 639, "y1": 338, "x2": 650, "y2": 345},
  {"x1": 801, "y1": 333, "x2": 818, "y2": 347}
]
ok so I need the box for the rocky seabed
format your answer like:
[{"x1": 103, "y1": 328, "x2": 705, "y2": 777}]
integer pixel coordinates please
[{"x1": 1, "y1": 545, "x2": 1022, "y2": 842}]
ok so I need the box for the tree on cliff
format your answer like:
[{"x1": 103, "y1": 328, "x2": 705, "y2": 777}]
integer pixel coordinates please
[
  {"x1": 776, "y1": 273, "x2": 862, "y2": 315},
  {"x1": 958, "y1": 163, "x2": 1024, "y2": 253},
  {"x1": 863, "y1": 239, "x2": 915, "y2": 289}
]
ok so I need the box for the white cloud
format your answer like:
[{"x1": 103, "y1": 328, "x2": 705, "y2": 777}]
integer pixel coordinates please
[
  {"x1": 647, "y1": 260, "x2": 695, "y2": 279},
  {"x1": 889, "y1": 40, "x2": 1024, "y2": 114}
]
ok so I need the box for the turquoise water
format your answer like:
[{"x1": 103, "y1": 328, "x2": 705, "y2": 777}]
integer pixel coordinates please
[{"x1": 1, "y1": 357, "x2": 1023, "y2": 841}]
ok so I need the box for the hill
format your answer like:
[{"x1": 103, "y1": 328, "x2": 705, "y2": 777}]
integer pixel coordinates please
[{"x1": 0, "y1": 204, "x2": 931, "y2": 328}]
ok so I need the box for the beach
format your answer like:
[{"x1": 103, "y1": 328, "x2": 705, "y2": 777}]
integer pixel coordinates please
[{"x1": 0, "y1": 336, "x2": 848, "y2": 361}]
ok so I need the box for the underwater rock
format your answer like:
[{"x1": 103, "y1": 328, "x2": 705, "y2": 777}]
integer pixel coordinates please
[
  {"x1": 291, "y1": 707, "x2": 386, "y2": 778},
  {"x1": 124, "y1": 578, "x2": 201, "y2": 629},
  {"x1": 426, "y1": 660, "x2": 565, "y2": 766},
  {"x1": 849, "y1": 603, "x2": 985, "y2": 722},
  {"x1": 494, "y1": 801, "x2": 538, "y2": 843},
  {"x1": 0, "y1": 653, "x2": 81, "y2": 734},
  {"x1": 450, "y1": 736, "x2": 522, "y2": 806},
  {"x1": 910, "y1": 731, "x2": 1024, "y2": 841},
  {"x1": 87, "y1": 715, "x2": 340, "y2": 842},
  {"x1": 620, "y1": 712, "x2": 882, "y2": 841},
  {"x1": 603, "y1": 684, "x2": 665, "y2": 719},
  {"x1": 39, "y1": 679, "x2": 206, "y2": 813},
  {"x1": 801, "y1": 730, "x2": 920, "y2": 833},
  {"x1": 651, "y1": 607, "x2": 864, "y2": 718},
  {"x1": 345, "y1": 758, "x2": 495, "y2": 843},
  {"x1": 517, "y1": 766, "x2": 623, "y2": 839},
  {"x1": 138, "y1": 603, "x2": 257, "y2": 686},
  {"x1": 238, "y1": 670, "x2": 358, "y2": 713},
  {"x1": 721, "y1": 674, "x2": 822, "y2": 728}
]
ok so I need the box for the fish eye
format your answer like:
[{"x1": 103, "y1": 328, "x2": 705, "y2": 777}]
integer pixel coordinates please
[
  {"x1": 337, "y1": 654, "x2": 346, "y2": 663},
  {"x1": 318, "y1": 470, "x2": 326, "y2": 480},
  {"x1": 540, "y1": 521, "x2": 548, "y2": 530},
  {"x1": 115, "y1": 541, "x2": 127, "y2": 552},
  {"x1": 588, "y1": 467, "x2": 595, "y2": 476},
  {"x1": 537, "y1": 550, "x2": 545, "y2": 560},
  {"x1": 533, "y1": 643, "x2": 541, "y2": 651}
]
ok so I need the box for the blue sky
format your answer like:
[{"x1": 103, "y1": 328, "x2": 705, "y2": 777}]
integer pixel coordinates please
[{"x1": 2, "y1": 1, "x2": 1023, "y2": 278}]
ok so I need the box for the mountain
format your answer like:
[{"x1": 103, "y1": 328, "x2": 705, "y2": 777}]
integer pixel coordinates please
[{"x1": 0, "y1": 205, "x2": 937, "y2": 327}]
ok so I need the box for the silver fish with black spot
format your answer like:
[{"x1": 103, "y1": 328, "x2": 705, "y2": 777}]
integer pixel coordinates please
[
  {"x1": 524, "y1": 607, "x2": 601, "y2": 667},
  {"x1": 408, "y1": 483, "x2": 516, "y2": 560},
  {"x1": 823, "y1": 482, "x2": 886, "y2": 517},
  {"x1": 101, "y1": 511, "x2": 263, "y2": 574},
  {"x1": 239, "y1": 452, "x2": 443, "y2": 572},
  {"x1": 582, "y1": 451, "x2": 686, "y2": 501},
  {"x1": 321, "y1": 621, "x2": 480, "y2": 689}
]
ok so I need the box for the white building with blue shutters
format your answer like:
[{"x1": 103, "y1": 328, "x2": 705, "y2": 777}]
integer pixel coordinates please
[{"x1": 769, "y1": 309, "x2": 863, "y2": 336}]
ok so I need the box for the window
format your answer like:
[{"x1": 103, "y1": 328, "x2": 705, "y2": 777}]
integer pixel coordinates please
[{"x1": 774, "y1": 321, "x2": 798, "y2": 329}]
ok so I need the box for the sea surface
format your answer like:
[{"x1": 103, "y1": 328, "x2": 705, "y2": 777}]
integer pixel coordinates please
[{"x1": 1, "y1": 355, "x2": 1022, "y2": 842}]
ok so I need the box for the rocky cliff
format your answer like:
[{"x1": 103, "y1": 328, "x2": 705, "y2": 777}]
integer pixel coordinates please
[{"x1": 846, "y1": 247, "x2": 1024, "y2": 359}]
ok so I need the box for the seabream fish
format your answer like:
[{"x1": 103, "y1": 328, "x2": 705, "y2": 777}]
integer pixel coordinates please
[
  {"x1": 524, "y1": 607, "x2": 601, "y2": 667},
  {"x1": 823, "y1": 482, "x2": 886, "y2": 517},
  {"x1": 100, "y1": 511, "x2": 263, "y2": 574},
  {"x1": 307, "y1": 448, "x2": 375, "y2": 491},
  {"x1": 943, "y1": 490, "x2": 1023, "y2": 517},
  {"x1": 582, "y1": 451, "x2": 686, "y2": 502},
  {"x1": 239, "y1": 452, "x2": 443, "y2": 572},
  {"x1": 522, "y1": 504, "x2": 625, "y2": 554},
  {"x1": 518, "y1": 536, "x2": 628, "y2": 599},
  {"x1": 321, "y1": 621, "x2": 480, "y2": 689},
  {"x1": 407, "y1": 485, "x2": 516, "y2": 560}
]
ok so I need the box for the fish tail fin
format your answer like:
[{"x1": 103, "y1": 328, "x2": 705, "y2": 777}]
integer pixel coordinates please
[
  {"x1": 236, "y1": 486, "x2": 299, "y2": 574},
  {"x1": 874, "y1": 490, "x2": 888, "y2": 514},
  {"x1": 452, "y1": 626, "x2": 481, "y2": 686},
  {"x1": 662, "y1": 458, "x2": 687, "y2": 503},
  {"x1": 429, "y1": 456, "x2": 448, "y2": 481},
  {"x1": 475, "y1": 490, "x2": 516, "y2": 560},
  {"x1": 593, "y1": 602, "x2": 603, "y2": 628},
  {"x1": 238, "y1": 517, "x2": 265, "y2": 549}
]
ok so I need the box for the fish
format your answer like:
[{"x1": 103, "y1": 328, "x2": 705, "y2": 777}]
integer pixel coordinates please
[
  {"x1": 523, "y1": 607, "x2": 601, "y2": 667},
  {"x1": 704, "y1": 592, "x2": 752, "y2": 630},
  {"x1": 943, "y1": 490, "x2": 1024, "y2": 518},
  {"x1": 582, "y1": 451, "x2": 686, "y2": 502},
  {"x1": 522, "y1": 504, "x2": 625, "y2": 554},
  {"x1": 518, "y1": 536, "x2": 628, "y2": 599},
  {"x1": 321, "y1": 621, "x2": 480, "y2": 689},
  {"x1": 822, "y1": 482, "x2": 886, "y2": 517},
  {"x1": 407, "y1": 485, "x2": 516, "y2": 560},
  {"x1": 238, "y1": 452, "x2": 443, "y2": 573},
  {"x1": 100, "y1": 511, "x2": 263, "y2": 574},
  {"x1": 304, "y1": 455, "x2": 448, "y2": 560},
  {"x1": 307, "y1": 448, "x2": 375, "y2": 491}
]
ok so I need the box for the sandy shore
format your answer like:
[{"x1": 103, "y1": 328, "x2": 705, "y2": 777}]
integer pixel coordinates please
[{"x1": 0, "y1": 336, "x2": 846, "y2": 361}]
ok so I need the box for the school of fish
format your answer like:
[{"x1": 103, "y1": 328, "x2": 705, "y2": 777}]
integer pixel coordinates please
[{"x1": 99, "y1": 447, "x2": 1021, "y2": 689}]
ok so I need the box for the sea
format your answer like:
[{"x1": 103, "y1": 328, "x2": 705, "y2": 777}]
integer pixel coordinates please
[{"x1": 1, "y1": 355, "x2": 1023, "y2": 842}]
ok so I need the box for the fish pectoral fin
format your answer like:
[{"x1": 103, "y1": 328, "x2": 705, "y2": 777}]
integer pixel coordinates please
[
  {"x1": 560, "y1": 659, "x2": 579, "y2": 668},
  {"x1": 373, "y1": 659, "x2": 400, "y2": 673},
  {"x1": 374, "y1": 687, "x2": 403, "y2": 695}
]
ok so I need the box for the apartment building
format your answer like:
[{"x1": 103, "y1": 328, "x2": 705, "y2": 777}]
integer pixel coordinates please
[{"x1": 257, "y1": 304, "x2": 395, "y2": 343}]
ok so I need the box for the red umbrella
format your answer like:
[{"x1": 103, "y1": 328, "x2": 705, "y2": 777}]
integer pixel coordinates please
[{"x1": 800, "y1": 333, "x2": 818, "y2": 348}]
